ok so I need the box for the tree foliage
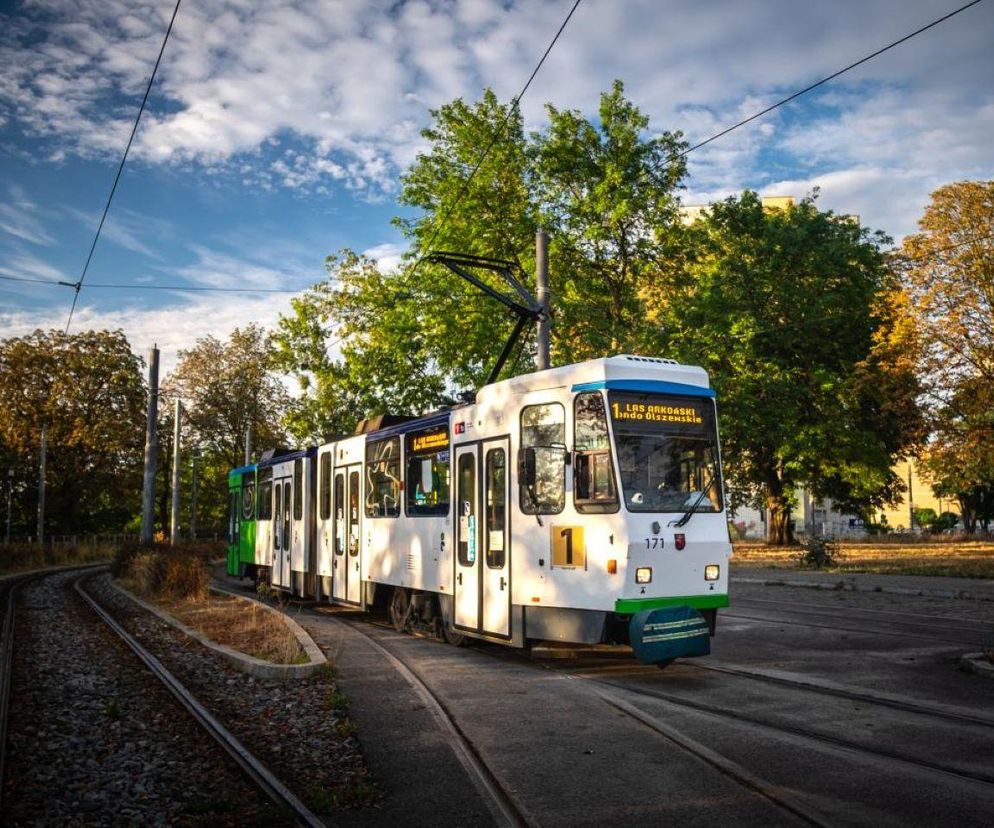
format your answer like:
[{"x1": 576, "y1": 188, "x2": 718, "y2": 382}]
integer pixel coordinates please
[
  {"x1": 166, "y1": 324, "x2": 291, "y2": 531},
  {"x1": 277, "y1": 82, "x2": 689, "y2": 434},
  {"x1": 903, "y1": 180, "x2": 994, "y2": 533},
  {"x1": 0, "y1": 329, "x2": 145, "y2": 535},
  {"x1": 661, "y1": 192, "x2": 924, "y2": 544}
]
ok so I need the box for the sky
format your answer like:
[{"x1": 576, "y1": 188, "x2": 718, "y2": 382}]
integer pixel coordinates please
[{"x1": 1, "y1": 0, "x2": 992, "y2": 374}]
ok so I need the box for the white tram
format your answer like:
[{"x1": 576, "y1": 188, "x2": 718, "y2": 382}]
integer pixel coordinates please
[{"x1": 252, "y1": 356, "x2": 731, "y2": 663}]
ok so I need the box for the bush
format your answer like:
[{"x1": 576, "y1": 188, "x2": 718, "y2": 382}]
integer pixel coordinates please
[
  {"x1": 123, "y1": 548, "x2": 210, "y2": 601},
  {"x1": 798, "y1": 535, "x2": 840, "y2": 569}
]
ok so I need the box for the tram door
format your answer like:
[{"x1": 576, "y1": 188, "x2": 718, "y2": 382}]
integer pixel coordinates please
[
  {"x1": 332, "y1": 466, "x2": 362, "y2": 604},
  {"x1": 271, "y1": 473, "x2": 292, "y2": 588},
  {"x1": 454, "y1": 439, "x2": 511, "y2": 637}
]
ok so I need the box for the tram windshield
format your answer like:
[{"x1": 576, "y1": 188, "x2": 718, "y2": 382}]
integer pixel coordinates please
[{"x1": 608, "y1": 391, "x2": 722, "y2": 514}]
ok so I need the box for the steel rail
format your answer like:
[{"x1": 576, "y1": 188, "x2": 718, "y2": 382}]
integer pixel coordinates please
[
  {"x1": 681, "y1": 661, "x2": 994, "y2": 729},
  {"x1": 0, "y1": 562, "x2": 109, "y2": 803},
  {"x1": 585, "y1": 675, "x2": 994, "y2": 787},
  {"x1": 329, "y1": 615, "x2": 535, "y2": 828},
  {"x1": 73, "y1": 574, "x2": 325, "y2": 828},
  {"x1": 590, "y1": 686, "x2": 831, "y2": 827}
]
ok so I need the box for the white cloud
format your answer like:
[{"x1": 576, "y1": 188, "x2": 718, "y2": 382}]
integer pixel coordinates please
[
  {"x1": 0, "y1": 291, "x2": 297, "y2": 377},
  {"x1": 0, "y1": 0, "x2": 990, "y2": 239},
  {"x1": 362, "y1": 241, "x2": 407, "y2": 273},
  {"x1": 0, "y1": 185, "x2": 56, "y2": 246}
]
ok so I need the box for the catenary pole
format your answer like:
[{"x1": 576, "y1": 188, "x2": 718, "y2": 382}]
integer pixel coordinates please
[
  {"x1": 244, "y1": 423, "x2": 251, "y2": 466},
  {"x1": 37, "y1": 424, "x2": 46, "y2": 545},
  {"x1": 141, "y1": 346, "x2": 160, "y2": 545},
  {"x1": 535, "y1": 228, "x2": 550, "y2": 370},
  {"x1": 190, "y1": 449, "x2": 198, "y2": 540},
  {"x1": 170, "y1": 398, "x2": 182, "y2": 545}
]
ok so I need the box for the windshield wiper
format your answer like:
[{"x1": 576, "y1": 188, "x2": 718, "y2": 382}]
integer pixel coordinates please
[{"x1": 669, "y1": 475, "x2": 717, "y2": 528}]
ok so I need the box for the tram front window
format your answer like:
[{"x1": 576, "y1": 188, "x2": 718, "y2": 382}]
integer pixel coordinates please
[{"x1": 608, "y1": 391, "x2": 722, "y2": 514}]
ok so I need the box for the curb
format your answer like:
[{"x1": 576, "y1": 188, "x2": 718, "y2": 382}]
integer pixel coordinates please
[
  {"x1": 109, "y1": 579, "x2": 327, "y2": 679},
  {"x1": 959, "y1": 653, "x2": 994, "y2": 680},
  {"x1": 731, "y1": 575, "x2": 994, "y2": 603}
]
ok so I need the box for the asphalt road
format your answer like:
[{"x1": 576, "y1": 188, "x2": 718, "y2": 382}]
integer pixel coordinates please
[{"x1": 234, "y1": 574, "x2": 994, "y2": 826}]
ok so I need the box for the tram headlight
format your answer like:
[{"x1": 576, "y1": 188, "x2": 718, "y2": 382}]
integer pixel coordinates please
[
  {"x1": 704, "y1": 564, "x2": 720, "y2": 582},
  {"x1": 635, "y1": 567, "x2": 652, "y2": 584}
]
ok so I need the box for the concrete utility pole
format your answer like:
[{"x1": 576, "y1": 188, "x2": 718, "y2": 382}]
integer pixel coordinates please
[
  {"x1": 141, "y1": 345, "x2": 160, "y2": 545},
  {"x1": 170, "y1": 398, "x2": 182, "y2": 546},
  {"x1": 6, "y1": 469, "x2": 14, "y2": 545},
  {"x1": 37, "y1": 424, "x2": 46, "y2": 545},
  {"x1": 244, "y1": 423, "x2": 252, "y2": 466},
  {"x1": 535, "y1": 228, "x2": 550, "y2": 370},
  {"x1": 190, "y1": 448, "x2": 199, "y2": 541}
]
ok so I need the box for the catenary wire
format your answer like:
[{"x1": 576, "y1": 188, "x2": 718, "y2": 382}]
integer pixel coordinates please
[
  {"x1": 671, "y1": 0, "x2": 984, "y2": 163},
  {"x1": 413, "y1": 0, "x2": 582, "y2": 265},
  {"x1": 1, "y1": 273, "x2": 308, "y2": 294},
  {"x1": 64, "y1": 0, "x2": 183, "y2": 333}
]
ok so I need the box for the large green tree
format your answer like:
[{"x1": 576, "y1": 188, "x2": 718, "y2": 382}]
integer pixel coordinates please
[
  {"x1": 662, "y1": 192, "x2": 924, "y2": 544},
  {"x1": 0, "y1": 329, "x2": 146, "y2": 536},
  {"x1": 276, "y1": 82, "x2": 689, "y2": 434},
  {"x1": 903, "y1": 180, "x2": 994, "y2": 531}
]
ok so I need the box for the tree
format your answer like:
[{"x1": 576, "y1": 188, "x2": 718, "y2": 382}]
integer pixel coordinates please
[
  {"x1": 530, "y1": 80, "x2": 688, "y2": 361},
  {"x1": 661, "y1": 192, "x2": 924, "y2": 544},
  {"x1": 166, "y1": 325, "x2": 291, "y2": 531},
  {"x1": 902, "y1": 181, "x2": 994, "y2": 533},
  {"x1": 276, "y1": 82, "x2": 691, "y2": 436},
  {"x1": 0, "y1": 329, "x2": 146, "y2": 535}
]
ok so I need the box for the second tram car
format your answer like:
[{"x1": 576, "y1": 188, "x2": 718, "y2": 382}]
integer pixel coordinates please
[{"x1": 231, "y1": 356, "x2": 731, "y2": 664}]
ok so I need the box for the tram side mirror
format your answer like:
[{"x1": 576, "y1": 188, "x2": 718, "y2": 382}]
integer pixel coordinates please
[
  {"x1": 519, "y1": 447, "x2": 537, "y2": 487},
  {"x1": 420, "y1": 459, "x2": 434, "y2": 494}
]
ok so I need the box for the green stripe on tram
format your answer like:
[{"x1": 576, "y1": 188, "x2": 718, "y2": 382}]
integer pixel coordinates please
[{"x1": 614, "y1": 594, "x2": 729, "y2": 614}]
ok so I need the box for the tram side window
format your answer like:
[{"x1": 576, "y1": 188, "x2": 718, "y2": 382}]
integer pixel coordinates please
[
  {"x1": 241, "y1": 477, "x2": 255, "y2": 521},
  {"x1": 365, "y1": 437, "x2": 401, "y2": 518},
  {"x1": 228, "y1": 490, "x2": 238, "y2": 545},
  {"x1": 519, "y1": 402, "x2": 566, "y2": 515},
  {"x1": 574, "y1": 392, "x2": 618, "y2": 513},
  {"x1": 293, "y1": 458, "x2": 303, "y2": 520},
  {"x1": 405, "y1": 426, "x2": 450, "y2": 517},
  {"x1": 257, "y1": 471, "x2": 273, "y2": 520},
  {"x1": 319, "y1": 453, "x2": 331, "y2": 521}
]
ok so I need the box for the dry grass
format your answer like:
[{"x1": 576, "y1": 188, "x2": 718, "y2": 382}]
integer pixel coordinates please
[
  {"x1": 732, "y1": 539, "x2": 994, "y2": 578},
  {"x1": 0, "y1": 541, "x2": 111, "y2": 576}
]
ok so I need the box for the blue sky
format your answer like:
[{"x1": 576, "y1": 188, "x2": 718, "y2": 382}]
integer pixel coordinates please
[{"x1": 1, "y1": 0, "x2": 992, "y2": 373}]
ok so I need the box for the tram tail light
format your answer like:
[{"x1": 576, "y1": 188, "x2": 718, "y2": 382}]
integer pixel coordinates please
[
  {"x1": 635, "y1": 567, "x2": 652, "y2": 584},
  {"x1": 705, "y1": 564, "x2": 720, "y2": 581},
  {"x1": 674, "y1": 533, "x2": 686, "y2": 550},
  {"x1": 607, "y1": 559, "x2": 617, "y2": 574}
]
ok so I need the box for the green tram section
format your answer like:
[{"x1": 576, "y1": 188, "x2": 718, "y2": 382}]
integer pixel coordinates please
[{"x1": 227, "y1": 464, "x2": 258, "y2": 577}]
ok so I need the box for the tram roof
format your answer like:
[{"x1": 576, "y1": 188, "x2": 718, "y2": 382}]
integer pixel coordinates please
[
  {"x1": 228, "y1": 463, "x2": 256, "y2": 476},
  {"x1": 257, "y1": 446, "x2": 317, "y2": 469},
  {"x1": 365, "y1": 410, "x2": 452, "y2": 442}
]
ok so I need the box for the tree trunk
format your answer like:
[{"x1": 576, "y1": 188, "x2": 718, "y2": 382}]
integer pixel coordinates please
[
  {"x1": 766, "y1": 491, "x2": 794, "y2": 546},
  {"x1": 958, "y1": 493, "x2": 977, "y2": 534}
]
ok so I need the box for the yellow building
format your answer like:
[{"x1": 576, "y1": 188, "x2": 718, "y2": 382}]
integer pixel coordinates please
[{"x1": 878, "y1": 459, "x2": 958, "y2": 531}]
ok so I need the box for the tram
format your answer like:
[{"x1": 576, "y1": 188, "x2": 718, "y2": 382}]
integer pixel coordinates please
[{"x1": 228, "y1": 355, "x2": 731, "y2": 664}]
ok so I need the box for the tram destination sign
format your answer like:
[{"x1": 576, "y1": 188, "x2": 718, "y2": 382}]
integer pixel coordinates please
[
  {"x1": 608, "y1": 392, "x2": 709, "y2": 433},
  {"x1": 408, "y1": 426, "x2": 450, "y2": 455}
]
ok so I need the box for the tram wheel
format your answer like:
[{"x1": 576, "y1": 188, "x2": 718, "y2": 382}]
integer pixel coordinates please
[
  {"x1": 441, "y1": 622, "x2": 467, "y2": 647},
  {"x1": 389, "y1": 588, "x2": 410, "y2": 632}
]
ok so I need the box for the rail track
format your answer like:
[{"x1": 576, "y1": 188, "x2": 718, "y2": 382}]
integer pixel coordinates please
[
  {"x1": 330, "y1": 614, "x2": 536, "y2": 828},
  {"x1": 1, "y1": 566, "x2": 325, "y2": 826}
]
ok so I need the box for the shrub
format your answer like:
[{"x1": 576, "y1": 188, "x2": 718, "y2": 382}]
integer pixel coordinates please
[
  {"x1": 798, "y1": 535, "x2": 840, "y2": 569},
  {"x1": 123, "y1": 549, "x2": 210, "y2": 601}
]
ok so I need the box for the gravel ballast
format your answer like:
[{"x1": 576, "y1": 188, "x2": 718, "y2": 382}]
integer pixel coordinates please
[{"x1": 3, "y1": 570, "x2": 286, "y2": 827}]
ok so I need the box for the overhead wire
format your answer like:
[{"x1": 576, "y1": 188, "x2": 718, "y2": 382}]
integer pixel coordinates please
[
  {"x1": 63, "y1": 0, "x2": 183, "y2": 333},
  {"x1": 676, "y1": 0, "x2": 984, "y2": 162}
]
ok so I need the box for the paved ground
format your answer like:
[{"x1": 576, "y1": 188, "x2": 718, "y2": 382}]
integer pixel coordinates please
[{"x1": 219, "y1": 571, "x2": 994, "y2": 826}]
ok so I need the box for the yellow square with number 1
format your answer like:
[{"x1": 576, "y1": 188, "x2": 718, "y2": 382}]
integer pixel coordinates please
[{"x1": 551, "y1": 525, "x2": 585, "y2": 568}]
